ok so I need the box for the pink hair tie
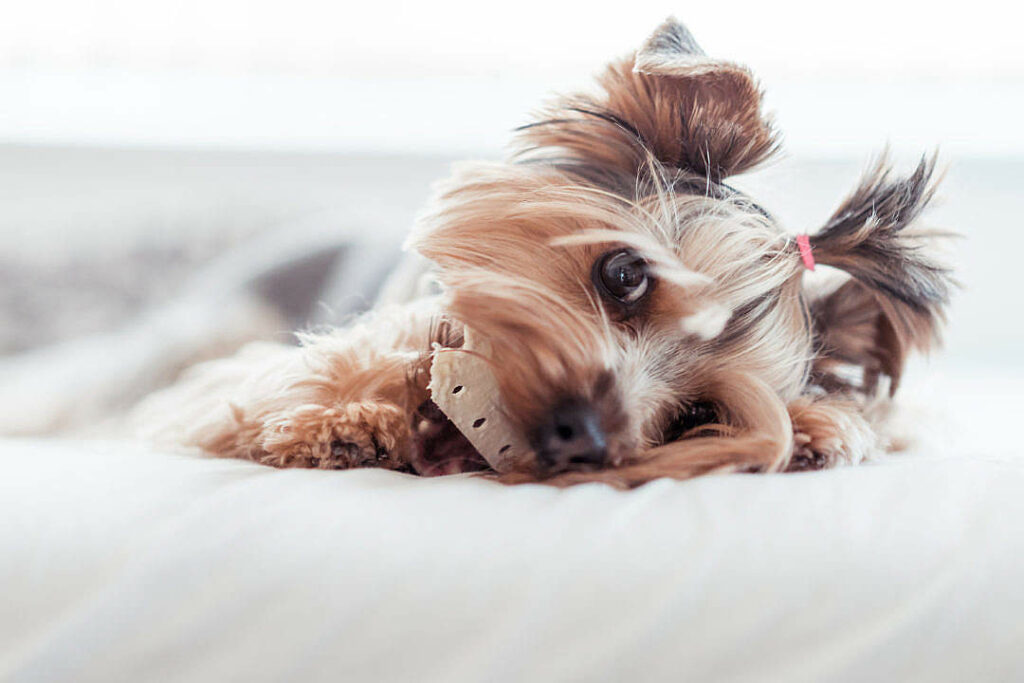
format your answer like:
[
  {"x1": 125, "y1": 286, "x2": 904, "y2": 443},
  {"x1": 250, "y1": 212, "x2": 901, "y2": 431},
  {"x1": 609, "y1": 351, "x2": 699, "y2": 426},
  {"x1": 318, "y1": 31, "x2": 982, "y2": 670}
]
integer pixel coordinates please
[{"x1": 796, "y1": 234, "x2": 815, "y2": 271}]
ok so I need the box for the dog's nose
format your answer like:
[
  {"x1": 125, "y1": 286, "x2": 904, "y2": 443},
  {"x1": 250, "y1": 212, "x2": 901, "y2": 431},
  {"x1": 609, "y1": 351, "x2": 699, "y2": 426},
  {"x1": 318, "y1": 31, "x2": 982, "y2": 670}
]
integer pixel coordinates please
[{"x1": 532, "y1": 400, "x2": 608, "y2": 472}]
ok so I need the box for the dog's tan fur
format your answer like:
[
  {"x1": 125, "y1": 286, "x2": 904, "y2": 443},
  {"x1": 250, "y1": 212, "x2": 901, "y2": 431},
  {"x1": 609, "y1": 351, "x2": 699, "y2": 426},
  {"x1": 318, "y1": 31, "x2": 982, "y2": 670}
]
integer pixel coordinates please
[{"x1": 133, "y1": 18, "x2": 952, "y2": 488}]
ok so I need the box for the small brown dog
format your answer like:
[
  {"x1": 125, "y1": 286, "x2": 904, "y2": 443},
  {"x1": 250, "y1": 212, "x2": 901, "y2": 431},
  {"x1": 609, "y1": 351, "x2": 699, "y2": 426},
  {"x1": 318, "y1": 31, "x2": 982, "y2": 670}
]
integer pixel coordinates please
[{"x1": 136, "y1": 18, "x2": 952, "y2": 487}]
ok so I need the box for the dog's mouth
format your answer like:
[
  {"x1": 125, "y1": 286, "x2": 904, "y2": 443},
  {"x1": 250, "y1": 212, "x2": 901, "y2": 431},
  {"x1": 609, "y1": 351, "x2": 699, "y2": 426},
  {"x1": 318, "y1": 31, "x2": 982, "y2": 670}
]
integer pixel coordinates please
[
  {"x1": 660, "y1": 400, "x2": 723, "y2": 444},
  {"x1": 409, "y1": 400, "x2": 491, "y2": 477}
]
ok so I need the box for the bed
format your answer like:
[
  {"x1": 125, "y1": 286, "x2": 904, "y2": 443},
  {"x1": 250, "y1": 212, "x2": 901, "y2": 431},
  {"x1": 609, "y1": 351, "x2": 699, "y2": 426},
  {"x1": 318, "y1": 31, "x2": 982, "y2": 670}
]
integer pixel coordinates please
[
  {"x1": 2, "y1": 148, "x2": 1022, "y2": 681},
  {"x1": 2, "y1": 366, "x2": 1021, "y2": 682}
]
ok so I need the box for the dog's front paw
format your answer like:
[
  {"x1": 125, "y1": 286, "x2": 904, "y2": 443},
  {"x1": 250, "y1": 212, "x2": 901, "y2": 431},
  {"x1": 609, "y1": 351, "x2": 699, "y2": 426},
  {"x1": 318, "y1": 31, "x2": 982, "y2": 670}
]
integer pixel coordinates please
[
  {"x1": 258, "y1": 400, "x2": 410, "y2": 470},
  {"x1": 785, "y1": 397, "x2": 876, "y2": 472},
  {"x1": 788, "y1": 431, "x2": 830, "y2": 471}
]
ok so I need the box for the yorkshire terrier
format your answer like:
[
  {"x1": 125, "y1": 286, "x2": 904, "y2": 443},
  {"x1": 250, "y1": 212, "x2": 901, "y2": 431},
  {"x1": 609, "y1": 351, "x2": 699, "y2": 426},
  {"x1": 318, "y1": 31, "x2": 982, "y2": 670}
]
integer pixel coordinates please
[{"x1": 135, "y1": 18, "x2": 953, "y2": 487}]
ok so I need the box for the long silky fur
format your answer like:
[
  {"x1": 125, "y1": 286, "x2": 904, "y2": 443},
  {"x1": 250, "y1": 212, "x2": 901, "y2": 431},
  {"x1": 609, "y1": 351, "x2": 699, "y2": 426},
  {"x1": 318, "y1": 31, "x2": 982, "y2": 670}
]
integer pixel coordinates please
[
  {"x1": 809, "y1": 153, "x2": 954, "y2": 393},
  {"x1": 132, "y1": 17, "x2": 954, "y2": 489},
  {"x1": 516, "y1": 18, "x2": 778, "y2": 187}
]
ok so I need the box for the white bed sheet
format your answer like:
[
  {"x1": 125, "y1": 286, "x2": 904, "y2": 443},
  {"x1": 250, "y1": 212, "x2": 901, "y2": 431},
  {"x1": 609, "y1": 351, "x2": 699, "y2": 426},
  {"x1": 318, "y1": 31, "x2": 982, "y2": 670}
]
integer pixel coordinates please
[{"x1": 1, "y1": 369, "x2": 1022, "y2": 682}]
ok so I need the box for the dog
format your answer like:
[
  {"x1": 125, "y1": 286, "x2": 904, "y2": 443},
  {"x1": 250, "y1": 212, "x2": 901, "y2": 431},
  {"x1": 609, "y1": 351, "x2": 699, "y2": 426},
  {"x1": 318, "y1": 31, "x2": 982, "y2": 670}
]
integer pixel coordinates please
[{"x1": 134, "y1": 17, "x2": 953, "y2": 488}]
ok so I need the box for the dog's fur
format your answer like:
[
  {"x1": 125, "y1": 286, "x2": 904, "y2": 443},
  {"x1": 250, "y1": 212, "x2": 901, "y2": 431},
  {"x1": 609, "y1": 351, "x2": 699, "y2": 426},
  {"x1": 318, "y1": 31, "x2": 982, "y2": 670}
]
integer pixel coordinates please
[{"x1": 134, "y1": 18, "x2": 953, "y2": 488}]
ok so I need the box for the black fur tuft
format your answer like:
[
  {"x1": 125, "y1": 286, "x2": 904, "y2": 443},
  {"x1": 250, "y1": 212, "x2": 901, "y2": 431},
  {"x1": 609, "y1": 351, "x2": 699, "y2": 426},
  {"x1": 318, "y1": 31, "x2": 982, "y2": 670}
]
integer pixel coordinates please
[
  {"x1": 811, "y1": 152, "x2": 951, "y2": 314},
  {"x1": 808, "y1": 152, "x2": 956, "y2": 394}
]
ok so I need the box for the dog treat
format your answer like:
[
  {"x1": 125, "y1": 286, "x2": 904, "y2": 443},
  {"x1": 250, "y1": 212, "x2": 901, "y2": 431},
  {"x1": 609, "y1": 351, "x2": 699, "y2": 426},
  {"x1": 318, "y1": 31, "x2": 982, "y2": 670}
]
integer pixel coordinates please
[{"x1": 428, "y1": 331, "x2": 529, "y2": 473}]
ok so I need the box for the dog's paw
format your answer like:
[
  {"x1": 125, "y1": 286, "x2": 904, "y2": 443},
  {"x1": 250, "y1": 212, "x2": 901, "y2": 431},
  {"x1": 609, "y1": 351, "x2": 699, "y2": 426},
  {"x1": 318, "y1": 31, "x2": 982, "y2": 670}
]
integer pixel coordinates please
[
  {"x1": 785, "y1": 397, "x2": 876, "y2": 472},
  {"x1": 258, "y1": 400, "x2": 410, "y2": 470},
  {"x1": 787, "y1": 430, "x2": 830, "y2": 471}
]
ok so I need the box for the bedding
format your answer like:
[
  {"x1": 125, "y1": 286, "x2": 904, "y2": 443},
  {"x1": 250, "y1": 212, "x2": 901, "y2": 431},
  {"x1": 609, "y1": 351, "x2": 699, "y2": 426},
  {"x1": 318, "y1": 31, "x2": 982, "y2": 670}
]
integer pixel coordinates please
[
  {"x1": 1, "y1": 367, "x2": 1022, "y2": 682},
  {"x1": 2, "y1": 148, "x2": 1022, "y2": 681}
]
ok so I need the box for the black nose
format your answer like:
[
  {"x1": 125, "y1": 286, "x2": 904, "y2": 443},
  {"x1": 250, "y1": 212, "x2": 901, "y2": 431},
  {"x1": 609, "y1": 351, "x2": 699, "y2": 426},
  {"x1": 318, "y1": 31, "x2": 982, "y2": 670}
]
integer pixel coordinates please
[{"x1": 531, "y1": 400, "x2": 608, "y2": 472}]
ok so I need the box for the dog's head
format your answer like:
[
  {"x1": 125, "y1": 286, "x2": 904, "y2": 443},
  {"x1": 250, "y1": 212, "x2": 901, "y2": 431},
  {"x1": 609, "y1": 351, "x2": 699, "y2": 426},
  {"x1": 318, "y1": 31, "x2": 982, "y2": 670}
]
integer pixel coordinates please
[{"x1": 411, "y1": 18, "x2": 952, "y2": 485}]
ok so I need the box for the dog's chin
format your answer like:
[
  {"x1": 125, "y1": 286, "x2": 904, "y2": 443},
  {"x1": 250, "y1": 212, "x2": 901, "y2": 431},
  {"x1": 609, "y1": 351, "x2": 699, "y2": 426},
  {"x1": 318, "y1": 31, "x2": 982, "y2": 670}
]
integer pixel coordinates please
[{"x1": 410, "y1": 400, "x2": 491, "y2": 477}]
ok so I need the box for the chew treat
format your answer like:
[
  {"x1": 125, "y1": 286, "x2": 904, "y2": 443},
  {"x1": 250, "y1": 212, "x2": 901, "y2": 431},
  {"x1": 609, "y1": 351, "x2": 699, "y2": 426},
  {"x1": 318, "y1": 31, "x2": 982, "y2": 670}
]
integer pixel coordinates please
[{"x1": 428, "y1": 330, "x2": 530, "y2": 472}]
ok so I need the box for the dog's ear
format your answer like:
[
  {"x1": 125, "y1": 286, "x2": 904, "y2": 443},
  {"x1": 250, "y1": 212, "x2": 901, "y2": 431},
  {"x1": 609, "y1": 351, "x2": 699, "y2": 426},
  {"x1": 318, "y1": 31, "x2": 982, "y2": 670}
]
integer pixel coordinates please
[
  {"x1": 808, "y1": 153, "x2": 954, "y2": 395},
  {"x1": 517, "y1": 17, "x2": 778, "y2": 184}
]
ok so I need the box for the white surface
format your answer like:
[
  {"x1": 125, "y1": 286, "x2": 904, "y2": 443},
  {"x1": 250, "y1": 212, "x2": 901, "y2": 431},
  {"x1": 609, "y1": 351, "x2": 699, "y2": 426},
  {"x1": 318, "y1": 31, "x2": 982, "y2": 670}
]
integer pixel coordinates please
[
  {"x1": 6, "y1": 0, "x2": 1022, "y2": 76},
  {"x1": 2, "y1": 370, "x2": 1022, "y2": 682},
  {"x1": 3, "y1": 0, "x2": 1023, "y2": 157}
]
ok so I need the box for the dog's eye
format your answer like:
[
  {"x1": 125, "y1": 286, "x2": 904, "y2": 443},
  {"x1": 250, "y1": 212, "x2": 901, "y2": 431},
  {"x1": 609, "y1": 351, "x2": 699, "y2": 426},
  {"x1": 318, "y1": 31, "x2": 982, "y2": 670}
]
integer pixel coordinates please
[{"x1": 594, "y1": 250, "x2": 650, "y2": 305}]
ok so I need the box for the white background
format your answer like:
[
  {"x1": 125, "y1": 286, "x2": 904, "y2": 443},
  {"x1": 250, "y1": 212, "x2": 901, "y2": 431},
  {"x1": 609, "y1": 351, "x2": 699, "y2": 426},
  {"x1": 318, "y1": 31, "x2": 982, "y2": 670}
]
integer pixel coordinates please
[{"x1": 1, "y1": 0, "x2": 1022, "y2": 156}]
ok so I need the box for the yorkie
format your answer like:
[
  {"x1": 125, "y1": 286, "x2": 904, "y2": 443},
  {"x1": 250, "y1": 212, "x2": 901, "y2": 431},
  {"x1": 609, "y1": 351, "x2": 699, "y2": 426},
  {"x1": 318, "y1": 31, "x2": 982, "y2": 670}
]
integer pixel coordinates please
[{"x1": 135, "y1": 18, "x2": 953, "y2": 487}]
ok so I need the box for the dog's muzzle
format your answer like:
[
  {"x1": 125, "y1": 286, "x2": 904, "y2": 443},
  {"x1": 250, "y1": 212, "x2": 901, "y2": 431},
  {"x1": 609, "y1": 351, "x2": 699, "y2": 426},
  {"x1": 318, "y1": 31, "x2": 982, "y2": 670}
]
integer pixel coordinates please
[{"x1": 531, "y1": 399, "x2": 608, "y2": 473}]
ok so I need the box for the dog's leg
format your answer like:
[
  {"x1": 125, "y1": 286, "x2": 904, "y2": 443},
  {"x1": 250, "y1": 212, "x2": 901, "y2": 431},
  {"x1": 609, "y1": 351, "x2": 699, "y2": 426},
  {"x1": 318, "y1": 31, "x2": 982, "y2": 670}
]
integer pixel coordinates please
[
  {"x1": 132, "y1": 302, "x2": 450, "y2": 470},
  {"x1": 248, "y1": 396, "x2": 414, "y2": 470},
  {"x1": 785, "y1": 395, "x2": 877, "y2": 471}
]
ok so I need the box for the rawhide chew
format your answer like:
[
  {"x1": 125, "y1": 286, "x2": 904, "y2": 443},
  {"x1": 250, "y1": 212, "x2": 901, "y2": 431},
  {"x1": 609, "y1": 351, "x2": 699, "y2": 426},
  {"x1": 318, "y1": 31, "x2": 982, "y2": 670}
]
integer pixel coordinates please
[{"x1": 427, "y1": 330, "x2": 529, "y2": 472}]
